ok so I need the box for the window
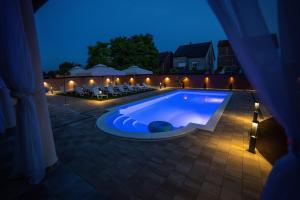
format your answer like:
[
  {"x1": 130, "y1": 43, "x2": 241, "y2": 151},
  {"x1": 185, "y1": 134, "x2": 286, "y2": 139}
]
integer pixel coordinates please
[
  {"x1": 178, "y1": 62, "x2": 186, "y2": 67},
  {"x1": 191, "y1": 62, "x2": 200, "y2": 69}
]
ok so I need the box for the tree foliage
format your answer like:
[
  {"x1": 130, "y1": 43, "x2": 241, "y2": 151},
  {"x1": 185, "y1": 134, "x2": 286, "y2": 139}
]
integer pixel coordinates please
[
  {"x1": 87, "y1": 34, "x2": 159, "y2": 71},
  {"x1": 58, "y1": 62, "x2": 79, "y2": 75},
  {"x1": 87, "y1": 42, "x2": 111, "y2": 68},
  {"x1": 47, "y1": 70, "x2": 58, "y2": 78}
]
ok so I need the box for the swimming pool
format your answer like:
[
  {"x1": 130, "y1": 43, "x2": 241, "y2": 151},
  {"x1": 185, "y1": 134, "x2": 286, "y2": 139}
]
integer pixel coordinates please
[{"x1": 96, "y1": 90, "x2": 232, "y2": 140}]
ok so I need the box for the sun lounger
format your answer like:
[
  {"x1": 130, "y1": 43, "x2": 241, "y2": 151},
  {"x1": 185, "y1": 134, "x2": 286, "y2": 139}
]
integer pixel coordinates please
[
  {"x1": 136, "y1": 83, "x2": 147, "y2": 91},
  {"x1": 143, "y1": 83, "x2": 155, "y2": 90},
  {"x1": 108, "y1": 85, "x2": 122, "y2": 96},
  {"x1": 124, "y1": 83, "x2": 138, "y2": 93},
  {"x1": 116, "y1": 85, "x2": 128, "y2": 95},
  {"x1": 75, "y1": 86, "x2": 85, "y2": 96},
  {"x1": 92, "y1": 87, "x2": 108, "y2": 99}
]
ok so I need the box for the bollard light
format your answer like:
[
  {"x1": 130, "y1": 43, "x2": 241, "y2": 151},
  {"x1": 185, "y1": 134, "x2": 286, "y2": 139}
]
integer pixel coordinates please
[
  {"x1": 252, "y1": 111, "x2": 259, "y2": 123},
  {"x1": 254, "y1": 102, "x2": 260, "y2": 111},
  {"x1": 249, "y1": 121, "x2": 259, "y2": 153}
]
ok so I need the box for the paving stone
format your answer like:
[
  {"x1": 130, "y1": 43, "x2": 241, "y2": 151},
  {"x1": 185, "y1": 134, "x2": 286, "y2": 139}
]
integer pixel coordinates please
[
  {"x1": 1, "y1": 91, "x2": 274, "y2": 199},
  {"x1": 197, "y1": 181, "x2": 221, "y2": 200}
]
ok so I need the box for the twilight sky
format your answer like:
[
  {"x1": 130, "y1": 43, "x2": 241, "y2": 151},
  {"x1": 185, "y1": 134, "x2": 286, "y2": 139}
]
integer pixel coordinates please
[{"x1": 35, "y1": 0, "x2": 277, "y2": 71}]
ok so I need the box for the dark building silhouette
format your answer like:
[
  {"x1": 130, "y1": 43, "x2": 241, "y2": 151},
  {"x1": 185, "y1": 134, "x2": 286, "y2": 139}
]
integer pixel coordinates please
[
  {"x1": 158, "y1": 52, "x2": 173, "y2": 74},
  {"x1": 217, "y1": 35, "x2": 278, "y2": 74},
  {"x1": 217, "y1": 40, "x2": 241, "y2": 74},
  {"x1": 173, "y1": 42, "x2": 215, "y2": 72}
]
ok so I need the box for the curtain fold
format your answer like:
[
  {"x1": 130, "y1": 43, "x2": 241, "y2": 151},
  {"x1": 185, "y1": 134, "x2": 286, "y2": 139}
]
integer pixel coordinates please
[
  {"x1": 208, "y1": 0, "x2": 300, "y2": 199},
  {"x1": 0, "y1": 78, "x2": 16, "y2": 133},
  {"x1": 0, "y1": 0, "x2": 44, "y2": 183}
]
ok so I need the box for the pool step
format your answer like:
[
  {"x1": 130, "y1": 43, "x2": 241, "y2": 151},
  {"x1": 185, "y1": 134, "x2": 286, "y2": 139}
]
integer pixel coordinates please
[
  {"x1": 114, "y1": 116, "x2": 130, "y2": 128},
  {"x1": 122, "y1": 118, "x2": 136, "y2": 131},
  {"x1": 112, "y1": 114, "x2": 148, "y2": 133},
  {"x1": 132, "y1": 121, "x2": 148, "y2": 132},
  {"x1": 113, "y1": 114, "x2": 127, "y2": 124}
]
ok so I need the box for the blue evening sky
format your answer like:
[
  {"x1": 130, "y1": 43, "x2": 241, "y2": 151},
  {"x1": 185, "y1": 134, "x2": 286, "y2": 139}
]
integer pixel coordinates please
[{"x1": 35, "y1": 0, "x2": 277, "y2": 71}]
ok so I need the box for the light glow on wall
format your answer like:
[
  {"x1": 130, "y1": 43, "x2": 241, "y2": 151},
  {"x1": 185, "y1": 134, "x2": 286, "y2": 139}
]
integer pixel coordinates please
[
  {"x1": 164, "y1": 77, "x2": 170, "y2": 82},
  {"x1": 145, "y1": 77, "x2": 150, "y2": 84},
  {"x1": 89, "y1": 79, "x2": 95, "y2": 85},
  {"x1": 205, "y1": 77, "x2": 209, "y2": 83},
  {"x1": 129, "y1": 77, "x2": 134, "y2": 84},
  {"x1": 106, "y1": 78, "x2": 110, "y2": 83},
  {"x1": 43, "y1": 82, "x2": 48, "y2": 87},
  {"x1": 229, "y1": 76, "x2": 234, "y2": 83},
  {"x1": 69, "y1": 80, "x2": 75, "y2": 85}
]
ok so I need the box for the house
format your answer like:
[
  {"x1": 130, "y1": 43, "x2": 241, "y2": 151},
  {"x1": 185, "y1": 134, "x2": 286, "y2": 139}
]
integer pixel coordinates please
[
  {"x1": 217, "y1": 40, "x2": 241, "y2": 74},
  {"x1": 173, "y1": 42, "x2": 215, "y2": 72},
  {"x1": 157, "y1": 52, "x2": 173, "y2": 74},
  {"x1": 217, "y1": 35, "x2": 278, "y2": 74}
]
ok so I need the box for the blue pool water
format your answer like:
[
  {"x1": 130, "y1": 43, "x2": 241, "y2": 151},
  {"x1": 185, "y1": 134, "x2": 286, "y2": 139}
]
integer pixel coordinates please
[{"x1": 97, "y1": 90, "x2": 231, "y2": 139}]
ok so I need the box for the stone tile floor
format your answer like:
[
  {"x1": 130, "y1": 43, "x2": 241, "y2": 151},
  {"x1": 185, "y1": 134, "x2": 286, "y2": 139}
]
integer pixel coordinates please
[{"x1": 2, "y1": 89, "x2": 273, "y2": 200}]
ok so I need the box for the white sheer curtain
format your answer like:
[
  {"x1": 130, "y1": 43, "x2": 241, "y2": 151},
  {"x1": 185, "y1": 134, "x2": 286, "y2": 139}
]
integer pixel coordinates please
[
  {"x1": 208, "y1": 0, "x2": 300, "y2": 199},
  {"x1": 20, "y1": 0, "x2": 58, "y2": 168},
  {"x1": 0, "y1": 0, "x2": 45, "y2": 184}
]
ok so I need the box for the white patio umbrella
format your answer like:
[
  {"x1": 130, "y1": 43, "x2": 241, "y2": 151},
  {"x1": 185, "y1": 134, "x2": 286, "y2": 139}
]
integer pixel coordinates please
[
  {"x1": 68, "y1": 66, "x2": 87, "y2": 76},
  {"x1": 86, "y1": 65, "x2": 125, "y2": 76},
  {"x1": 122, "y1": 66, "x2": 153, "y2": 75},
  {"x1": 93, "y1": 63, "x2": 107, "y2": 67}
]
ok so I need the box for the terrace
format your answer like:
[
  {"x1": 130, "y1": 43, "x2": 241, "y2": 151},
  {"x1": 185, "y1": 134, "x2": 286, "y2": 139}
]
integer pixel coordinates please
[
  {"x1": 1, "y1": 0, "x2": 299, "y2": 200},
  {"x1": 2, "y1": 89, "x2": 273, "y2": 199}
]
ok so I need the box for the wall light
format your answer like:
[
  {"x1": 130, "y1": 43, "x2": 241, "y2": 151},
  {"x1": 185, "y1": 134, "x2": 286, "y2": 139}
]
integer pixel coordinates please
[
  {"x1": 69, "y1": 80, "x2": 74, "y2": 85},
  {"x1": 106, "y1": 78, "x2": 110, "y2": 82},
  {"x1": 165, "y1": 77, "x2": 170, "y2": 82},
  {"x1": 229, "y1": 76, "x2": 234, "y2": 90},
  {"x1": 89, "y1": 79, "x2": 95, "y2": 84},
  {"x1": 145, "y1": 77, "x2": 150, "y2": 84},
  {"x1": 43, "y1": 82, "x2": 48, "y2": 87},
  {"x1": 205, "y1": 77, "x2": 209, "y2": 83},
  {"x1": 130, "y1": 77, "x2": 134, "y2": 81}
]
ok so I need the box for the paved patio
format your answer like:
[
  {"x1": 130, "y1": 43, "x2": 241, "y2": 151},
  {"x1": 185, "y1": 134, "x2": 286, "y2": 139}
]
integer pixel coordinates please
[{"x1": 3, "y1": 89, "x2": 273, "y2": 200}]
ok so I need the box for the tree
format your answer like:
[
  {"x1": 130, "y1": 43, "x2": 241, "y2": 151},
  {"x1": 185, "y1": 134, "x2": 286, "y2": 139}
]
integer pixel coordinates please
[
  {"x1": 110, "y1": 34, "x2": 159, "y2": 70},
  {"x1": 86, "y1": 42, "x2": 111, "y2": 68},
  {"x1": 47, "y1": 70, "x2": 58, "y2": 78},
  {"x1": 58, "y1": 62, "x2": 79, "y2": 75},
  {"x1": 87, "y1": 34, "x2": 159, "y2": 71}
]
